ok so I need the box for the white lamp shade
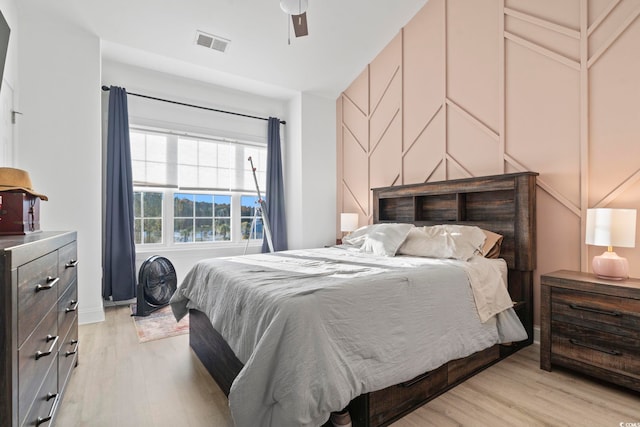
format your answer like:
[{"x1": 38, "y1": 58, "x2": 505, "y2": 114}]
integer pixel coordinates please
[
  {"x1": 340, "y1": 213, "x2": 359, "y2": 232},
  {"x1": 280, "y1": 0, "x2": 308, "y2": 15},
  {"x1": 585, "y1": 208, "x2": 637, "y2": 248}
]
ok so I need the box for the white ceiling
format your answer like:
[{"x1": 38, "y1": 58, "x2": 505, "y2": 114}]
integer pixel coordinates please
[{"x1": 45, "y1": 0, "x2": 427, "y2": 99}]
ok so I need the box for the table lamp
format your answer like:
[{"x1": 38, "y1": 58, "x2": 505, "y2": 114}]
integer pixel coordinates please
[
  {"x1": 340, "y1": 213, "x2": 359, "y2": 237},
  {"x1": 585, "y1": 208, "x2": 637, "y2": 280}
]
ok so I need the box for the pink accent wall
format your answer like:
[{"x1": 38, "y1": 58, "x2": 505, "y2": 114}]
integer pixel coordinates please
[{"x1": 336, "y1": 0, "x2": 640, "y2": 326}]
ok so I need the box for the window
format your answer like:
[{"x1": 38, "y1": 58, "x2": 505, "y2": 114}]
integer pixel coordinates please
[
  {"x1": 173, "y1": 193, "x2": 231, "y2": 242},
  {"x1": 241, "y1": 195, "x2": 263, "y2": 241},
  {"x1": 131, "y1": 127, "x2": 266, "y2": 247},
  {"x1": 134, "y1": 191, "x2": 163, "y2": 244}
]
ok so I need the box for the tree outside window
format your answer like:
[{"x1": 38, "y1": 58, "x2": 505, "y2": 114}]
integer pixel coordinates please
[
  {"x1": 134, "y1": 191, "x2": 163, "y2": 244},
  {"x1": 241, "y1": 195, "x2": 264, "y2": 240},
  {"x1": 174, "y1": 193, "x2": 231, "y2": 243}
]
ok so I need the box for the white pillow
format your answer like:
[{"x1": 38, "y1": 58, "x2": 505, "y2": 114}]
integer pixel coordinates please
[
  {"x1": 343, "y1": 223, "x2": 414, "y2": 256},
  {"x1": 397, "y1": 224, "x2": 486, "y2": 261}
]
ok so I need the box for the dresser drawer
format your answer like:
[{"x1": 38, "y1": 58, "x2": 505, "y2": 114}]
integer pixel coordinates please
[
  {"x1": 58, "y1": 320, "x2": 79, "y2": 392},
  {"x1": 58, "y1": 242, "x2": 78, "y2": 297},
  {"x1": 21, "y1": 359, "x2": 59, "y2": 427},
  {"x1": 551, "y1": 287, "x2": 640, "y2": 335},
  {"x1": 551, "y1": 321, "x2": 640, "y2": 379},
  {"x1": 57, "y1": 282, "x2": 78, "y2": 342},
  {"x1": 18, "y1": 307, "x2": 58, "y2": 426},
  {"x1": 17, "y1": 251, "x2": 59, "y2": 347}
]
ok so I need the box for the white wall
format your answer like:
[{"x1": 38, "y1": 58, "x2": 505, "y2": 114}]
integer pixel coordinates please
[
  {"x1": 18, "y1": 3, "x2": 104, "y2": 323},
  {"x1": 285, "y1": 93, "x2": 337, "y2": 249},
  {"x1": 299, "y1": 93, "x2": 336, "y2": 247},
  {"x1": 0, "y1": 0, "x2": 17, "y2": 166},
  {"x1": 285, "y1": 93, "x2": 303, "y2": 249}
]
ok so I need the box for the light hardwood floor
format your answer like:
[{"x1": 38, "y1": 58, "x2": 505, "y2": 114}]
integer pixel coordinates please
[{"x1": 55, "y1": 306, "x2": 640, "y2": 426}]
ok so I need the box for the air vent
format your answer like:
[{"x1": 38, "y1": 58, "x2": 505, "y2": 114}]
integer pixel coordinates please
[{"x1": 195, "y1": 31, "x2": 230, "y2": 53}]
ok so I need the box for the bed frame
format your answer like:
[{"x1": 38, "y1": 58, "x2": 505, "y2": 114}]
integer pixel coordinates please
[{"x1": 188, "y1": 171, "x2": 538, "y2": 427}]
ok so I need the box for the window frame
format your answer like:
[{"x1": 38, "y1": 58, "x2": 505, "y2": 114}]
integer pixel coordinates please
[{"x1": 130, "y1": 125, "x2": 267, "y2": 250}]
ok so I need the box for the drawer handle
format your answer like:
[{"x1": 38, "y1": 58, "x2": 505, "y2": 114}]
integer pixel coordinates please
[
  {"x1": 35, "y1": 335, "x2": 59, "y2": 360},
  {"x1": 35, "y1": 276, "x2": 59, "y2": 292},
  {"x1": 399, "y1": 370, "x2": 434, "y2": 388},
  {"x1": 65, "y1": 339, "x2": 79, "y2": 357},
  {"x1": 65, "y1": 300, "x2": 79, "y2": 313},
  {"x1": 569, "y1": 303, "x2": 621, "y2": 317},
  {"x1": 569, "y1": 338, "x2": 622, "y2": 356},
  {"x1": 36, "y1": 392, "x2": 60, "y2": 426},
  {"x1": 65, "y1": 259, "x2": 79, "y2": 268}
]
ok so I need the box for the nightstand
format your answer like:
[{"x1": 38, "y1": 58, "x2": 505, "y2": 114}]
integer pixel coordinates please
[{"x1": 540, "y1": 270, "x2": 640, "y2": 392}]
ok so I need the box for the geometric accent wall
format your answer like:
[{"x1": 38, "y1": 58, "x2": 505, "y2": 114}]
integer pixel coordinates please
[{"x1": 337, "y1": 0, "x2": 640, "y2": 325}]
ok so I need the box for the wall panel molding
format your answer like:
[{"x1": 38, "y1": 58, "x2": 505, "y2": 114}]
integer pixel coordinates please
[{"x1": 336, "y1": 0, "x2": 640, "y2": 324}]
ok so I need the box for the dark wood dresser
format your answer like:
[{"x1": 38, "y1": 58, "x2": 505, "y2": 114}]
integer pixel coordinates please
[
  {"x1": 0, "y1": 231, "x2": 79, "y2": 427},
  {"x1": 540, "y1": 270, "x2": 640, "y2": 392}
]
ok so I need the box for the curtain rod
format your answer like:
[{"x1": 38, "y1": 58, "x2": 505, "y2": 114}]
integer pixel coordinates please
[{"x1": 101, "y1": 85, "x2": 286, "y2": 125}]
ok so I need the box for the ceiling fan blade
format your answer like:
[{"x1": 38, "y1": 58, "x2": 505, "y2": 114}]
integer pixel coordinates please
[{"x1": 291, "y1": 12, "x2": 308, "y2": 37}]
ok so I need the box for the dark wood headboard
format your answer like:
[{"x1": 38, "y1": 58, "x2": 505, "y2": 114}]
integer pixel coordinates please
[{"x1": 372, "y1": 172, "x2": 538, "y2": 344}]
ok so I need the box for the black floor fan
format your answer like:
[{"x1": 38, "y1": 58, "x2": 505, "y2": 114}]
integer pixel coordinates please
[{"x1": 132, "y1": 255, "x2": 177, "y2": 317}]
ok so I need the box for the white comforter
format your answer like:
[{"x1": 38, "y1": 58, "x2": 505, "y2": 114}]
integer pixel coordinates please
[{"x1": 170, "y1": 247, "x2": 527, "y2": 427}]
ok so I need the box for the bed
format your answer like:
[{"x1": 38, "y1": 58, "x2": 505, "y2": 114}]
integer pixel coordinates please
[{"x1": 171, "y1": 171, "x2": 538, "y2": 427}]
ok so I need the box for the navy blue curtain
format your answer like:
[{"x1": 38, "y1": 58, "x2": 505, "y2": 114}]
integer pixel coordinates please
[
  {"x1": 262, "y1": 117, "x2": 288, "y2": 252},
  {"x1": 103, "y1": 86, "x2": 137, "y2": 301}
]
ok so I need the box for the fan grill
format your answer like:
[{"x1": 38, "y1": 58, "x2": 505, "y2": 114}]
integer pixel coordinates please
[{"x1": 133, "y1": 256, "x2": 177, "y2": 317}]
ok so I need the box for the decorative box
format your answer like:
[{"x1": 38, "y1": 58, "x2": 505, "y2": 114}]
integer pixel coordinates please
[{"x1": 0, "y1": 191, "x2": 41, "y2": 235}]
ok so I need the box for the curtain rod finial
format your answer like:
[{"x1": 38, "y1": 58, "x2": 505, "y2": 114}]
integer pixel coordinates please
[{"x1": 101, "y1": 85, "x2": 110, "y2": 91}]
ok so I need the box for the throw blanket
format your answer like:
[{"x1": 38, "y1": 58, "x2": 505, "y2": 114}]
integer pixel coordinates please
[{"x1": 170, "y1": 247, "x2": 527, "y2": 427}]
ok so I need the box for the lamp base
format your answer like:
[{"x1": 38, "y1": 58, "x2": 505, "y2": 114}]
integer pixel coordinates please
[{"x1": 592, "y1": 251, "x2": 629, "y2": 280}]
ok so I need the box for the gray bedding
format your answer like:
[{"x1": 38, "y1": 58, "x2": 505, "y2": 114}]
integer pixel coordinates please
[{"x1": 170, "y1": 246, "x2": 527, "y2": 427}]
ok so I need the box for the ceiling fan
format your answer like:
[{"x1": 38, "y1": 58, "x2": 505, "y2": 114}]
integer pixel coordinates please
[{"x1": 280, "y1": 0, "x2": 309, "y2": 39}]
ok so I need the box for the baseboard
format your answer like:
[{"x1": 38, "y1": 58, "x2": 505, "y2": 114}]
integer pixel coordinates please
[
  {"x1": 533, "y1": 325, "x2": 540, "y2": 345},
  {"x1": 102, "y1": 298, "x2": 136, "y2": 307},
  {"x1": 79, "y1": 306, "x2": 106, "y2": 325}
]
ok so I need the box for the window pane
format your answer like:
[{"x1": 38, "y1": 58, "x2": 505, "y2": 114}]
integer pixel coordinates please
[
  {"x1": 174, "y1": 218, "x2": 193, "y2": 242},
  {"x1": 134, "y1": 219, "x2": 142, "y2": 244},
  {"x1": 257, "y1": 171, "x2": 266, "y2": 192},
  {"x1": 215, "y1": 219, "x2": 231, "y2": 241},
  {"x1": 130, "y1": 133, "x2": 145, "y2": 160},
  {"x1": 179, "y1": 138, "x2": 198, "y2": 165},
  {"x1": 255, "y1": 218, "x2": 264, "y2": 240},
  {"x1": 198, "y1": 166, "x2": 216, "y2": 188},
  {"x1": 146, "y1": 135, "x2": 167, "y2": 162},
  {"x1": 241, "y1": 218, "x2": 252, "y2": 240},
  {"x1": 179, "y1": 165, "x2": 198, "y2": 188},
  {"x1": 195, "y1": 218, "x2": 214, "y2": 242},
  {"x1": 217, "y1": 168, "x2": 230, "y2": 189},
  {"x1": 147, "y1": 162, "x2": 167, "y2": 186},
  {"x1": 241, "y1": 195, "x2": 258, "y2": 217},
  {"x1": 218, "y1": 144, "x2": 231, "y2": 166},
  {"x1": 174, "y1": 193, "x2": 194, "y2": 217},
  {"x1": 215, "y1": 195, "x2": 231, "y2": 217},
  {"x1": 143, "y1": 192, "x2": 163, "y2": 217},
  {"x1": 199, "y1": 141, "x2": 217, "y2": 167},
  {"x1": 132, "y1": 161, "x2": 146, "y2": 184},
  {"x1": 240, "y1": 217, "x2": 262, "y2": 240},
  {"x1": 134, "y1": 192, "x2": 142, "y2": 217},
  {"x1": 195, "y1": 194, "x2": 213, "y2": 217},
  {"x1": 143, "y1": 219, "x2": 163, "y2": 244}
]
